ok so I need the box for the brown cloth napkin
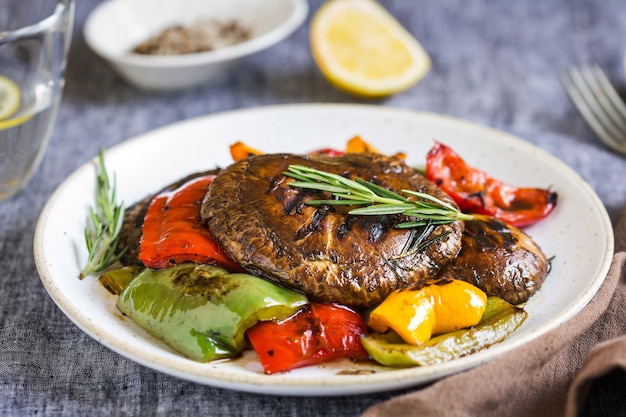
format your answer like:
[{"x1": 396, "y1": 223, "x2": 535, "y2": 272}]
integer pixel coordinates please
[{"x1": 363, "y1": 204, "x2": 626, "y2": 417}]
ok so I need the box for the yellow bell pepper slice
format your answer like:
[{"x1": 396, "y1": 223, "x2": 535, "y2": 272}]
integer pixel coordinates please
[
  {"x1": 362, "y1": 296, "x2": 527, "y2": 367},
  {"x1": 368, "y1": 278, "x2": 487, "y2": 345}
]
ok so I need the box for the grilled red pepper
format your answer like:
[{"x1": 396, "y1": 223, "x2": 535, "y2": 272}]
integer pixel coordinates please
[
  {"x1": 426, "y1": 142, "x2": 557, "y2": 227},
  {"x1": 308, "y1": 148, "x2": 345, "y2": 156},
  {"x1": 247, "y1": 303, "x2": 369, "y2": 374},
  {"x1": 138, "y1": 175, "x2": 242, "y2": 271}
]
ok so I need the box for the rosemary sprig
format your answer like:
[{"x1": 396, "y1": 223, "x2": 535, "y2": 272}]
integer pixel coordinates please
[
  {"x1": 284, "y1": 165, "x2": 473, "y2": 227},
  {"x1": 79, "y1": 148, "x2": 126, "y2": 279}
]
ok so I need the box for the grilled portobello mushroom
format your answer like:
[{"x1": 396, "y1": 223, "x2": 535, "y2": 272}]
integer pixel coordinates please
[
  {"x1": 438, "y1": 214, "x2": 549, "y2": 305},
  {"x1": 201, "y1": 152, "x2": 464, "y2": 307}
]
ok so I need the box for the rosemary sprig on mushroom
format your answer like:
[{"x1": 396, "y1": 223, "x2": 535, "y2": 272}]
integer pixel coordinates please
[
  {"x1": 79, "y1": 148, "x2": 126, "y2": 279},
  {"x1": 284, "y1": 164, "x2": 473, "y2": 228}
]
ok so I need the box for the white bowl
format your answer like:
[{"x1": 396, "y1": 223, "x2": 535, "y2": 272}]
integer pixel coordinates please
[{"x1": 84, "y1": 0, "x2": 308, "y2": 91}]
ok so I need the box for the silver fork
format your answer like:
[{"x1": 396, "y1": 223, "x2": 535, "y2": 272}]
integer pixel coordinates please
[{"x1": 560, "y1": 64, "x2": 626, "y2": 155}]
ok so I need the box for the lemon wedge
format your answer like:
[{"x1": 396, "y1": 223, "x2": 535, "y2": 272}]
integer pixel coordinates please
[{"x1": 310, "y1": 0, "x2": 431, "y2": 98}]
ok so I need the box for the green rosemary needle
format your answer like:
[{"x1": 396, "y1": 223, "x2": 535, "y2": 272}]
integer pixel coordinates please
[
  {"x1": 79, "y1": 148, "x2": 126, "y2": 279},
  {"x1": 284, "y1": 165, "x2": 473, "y2": 227}
]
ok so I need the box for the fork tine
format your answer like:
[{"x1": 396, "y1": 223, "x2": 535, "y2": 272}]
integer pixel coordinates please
[
  {"x1": 582, "y1": 64, "x2": 626, "y2": 134},
  {"x1": 560, "y1": 65, "x2": 626, "y2": 155}
]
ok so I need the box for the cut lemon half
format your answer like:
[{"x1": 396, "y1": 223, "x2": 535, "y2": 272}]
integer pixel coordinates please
[{"x1": 310, "y1": 0, "x2": 431, "y2": 98}]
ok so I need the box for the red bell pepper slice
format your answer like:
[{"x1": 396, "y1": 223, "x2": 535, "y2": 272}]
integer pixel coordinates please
[
  {"x1": 247, "y1": 303, "x2": 369, "y2": 374},
  {"x1": 138, "y1": 175, "x2": 242, "y2": 271},
  {"x1": 426, "y1": 142, "x2": 558, "y2": 227},
  {"x1": 308, "y1": 148, "x2": 345, "y2": 157}
]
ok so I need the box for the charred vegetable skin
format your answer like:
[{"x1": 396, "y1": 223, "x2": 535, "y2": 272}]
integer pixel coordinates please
[
  {"x1": 116, "y1": 264, "x2": 308, "y2": 362},
  {"x1": 368, "y1": 278, "x2": 487, "y2": 345},
  {"x1": 138, "y1": 175, "x2": 242, "y2": 271},
  {"x1": 103, "y1": 141, "x2": 544, "y2": 371},
  {"x1": 116, "y1": 169, "x2": 220, "y2": 266},
  {"x1": 426, "y1": 142, "x2": 557, "y2": 227},
  {"x1": 99, "y1": 265, "x2": 143, "y2": 295},
  {"x1": 247, "y1": 303, "x2": 369, "y2": 374},
  {"x1": 229, "y1": 136, "x2": 403, "y2": 161},
  {"x1": 201, "y1": 152, "x2": 464, "y2": 307},
  {"x1": 438, "y1": 214, "x2": 549, "y2": 304},
  {"x1": 361, "y1": 296, "x2": 527, "y2": 367}
]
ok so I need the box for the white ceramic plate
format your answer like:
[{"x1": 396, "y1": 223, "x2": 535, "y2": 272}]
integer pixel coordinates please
[{"x1": 34, "y1": 104, "x2": 614, "y2": 396}]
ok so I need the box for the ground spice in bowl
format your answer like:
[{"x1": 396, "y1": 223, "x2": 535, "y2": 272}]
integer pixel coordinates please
[{"x1": 131, "y1": 19, "x2": 251, "y2": 55}]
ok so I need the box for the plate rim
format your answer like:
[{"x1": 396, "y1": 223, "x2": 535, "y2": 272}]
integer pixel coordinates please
[{"x1": 34, "y1": 103, "x2": 615, "y2": 396}]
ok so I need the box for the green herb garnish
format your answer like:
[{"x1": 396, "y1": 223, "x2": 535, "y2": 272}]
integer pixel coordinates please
[
  {"x1": 284, "y1": 165, "x2": 473, "y2": 228},
  {"x1": 79, "y1": 148, "x2": 126, "y2": 279}
]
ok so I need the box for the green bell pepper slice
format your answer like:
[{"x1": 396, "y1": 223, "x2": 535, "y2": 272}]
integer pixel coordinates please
[
  {"x1": 361, "y1": 296, "x2": 527, "y2": 367},
  {"x1": 99, "y1": 265, "x2": 143, "y2": 295},
  {"x1": 116, "y1": 263, "x2": 308, "y2": 362}
]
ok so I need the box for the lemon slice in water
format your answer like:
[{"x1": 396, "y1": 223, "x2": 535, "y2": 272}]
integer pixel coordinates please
[
  {"x1": 310, "y1": 0, "x2": 431, "y2": 98},
  {"x1": 0, "y1": 75, "x2": 21, "y2": 119},
  {"x1": 0, "y1": 75, "x2": 31, "y2": 130}
]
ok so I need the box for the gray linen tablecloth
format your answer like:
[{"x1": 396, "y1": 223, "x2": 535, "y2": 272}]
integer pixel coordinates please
[{"x1": 1, "y1": 0, "x2": 626, "y2": 416}]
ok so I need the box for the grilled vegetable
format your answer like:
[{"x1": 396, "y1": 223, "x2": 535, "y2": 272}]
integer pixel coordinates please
[
  {"x1": 368, "y1": 278, "x2": 487, "y2": 345},
  {"x1": 138, "y1": 175, "x2": 242, "y2": 272},
  {"x1": 346, "y1": 135, "x2": 379, "y2": 154},
  {"x1": 361, "y1": 296, "x2": 527, "y2": 367},
  {"x1": 115, "y1": 169, "x2": 220, "y2": 267},
  {"x1": 426, "y1": 142, "x2": 557, "y2": 227},
  {"x1": 230, "y1": 141, "x2": 263, "y2": 161},
  {"x1": 437, "y1": 214, "x2": 549, "y2": 304},
  {"x1": 229, "y1": 136, "x2": 404, "y2": 162},
  {"x1": 247, "y1": 303, "x2": 368, "y2": 374},
  {"x1": 99, "y1": 265, "x2": 143, "y2": 295},
  {"x1": 201, "y1": 152, "x2": 464, "y2": 307},
  {"x1": 116, "y1": 263, "x2": 308, "y2": 362},
  {"x1": 344, "y1": 135, "x2": 407, "y2": 159}
]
